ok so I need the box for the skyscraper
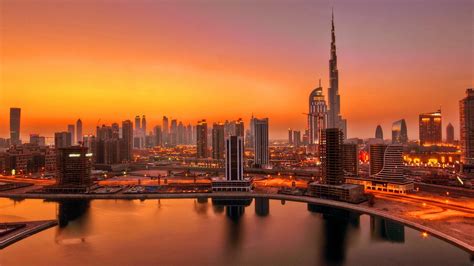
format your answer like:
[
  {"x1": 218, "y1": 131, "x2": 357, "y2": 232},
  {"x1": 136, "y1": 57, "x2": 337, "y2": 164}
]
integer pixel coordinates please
[
  {"x1": 162, "y1": 116, "x2": 169, "y2": 146},
  {"x1": 76, "y1": 119, "x2": 83, "y2": 144},
  {"x1": 419, "y1": 110, "x2": 442, "y2": 146},
  {"x1": 392, "y1": 119, "x2": 408, "y2": 144},
  {"x1": 319, "y1": 128, "x2": 344, "y2": 185},
  {"x1": 308, "y1": 80, "x2": 327, "y2": 145},
  {"x1": 196, "y1": 120, "x2": 208, "y2": 158},
  {"x1": 121, "y1": 120, "x2": 133, "y2": 162},
  {"x1": 9, "y1": 108, "x2": 21, "y2": 145},
  {"x1": 327, "y1": 12, "x2": 347, "y2": 138},
  {"x1": 288, "y1": 128, "x2": 293, "y2": 145},
  {"x1": 67, "y1": 124, "x2": 75, "y2": 144},
  {"x1": 170, "y1": 119, "x2": 178, "y2": 146},
  {"x1": 154, "y1": 125, "x2": 162, "y2": 147},
  {"x1": 446, "y1": 123, "x2": 454, "y2": 144},
  {"x1": 460, "y1": 88, "x2": 474, "y2": 166},
  {"x1": 225, "y1": 136, "x2": 244, "y2": 181},
  {"x1": 253, "y1": 118, "x2": 269, "y2": 168},
  {"x1": 212, "y1": 123, "x2": 225, "y2": 160},
  {"x1": 343, "y1": 143, "x2": 358, "y2": 176},
  {"x1": 375, "y1": 125, "x2": 383, "y2": 140},
  {"x1": 54, "y1": 132, "x2": 72, "y2": 149},
  {"x1": 370, "y1": 144, "x2": 404, "y2": 180},
  {"x1": 141, "y1": 115, "x2": 147, "y2": 135},
  {"x1": 235, "y1": 118, "x2": 245, "y2": 138},
  {"x1": 135, "y1": 116, "x2": 141, "y2": 131},
  {"x1": 293, "y1": 131, "x2": 302, "y2": 147},
  {"x1": 55, "y1": 146, "x2": 92, "y2": 192}
]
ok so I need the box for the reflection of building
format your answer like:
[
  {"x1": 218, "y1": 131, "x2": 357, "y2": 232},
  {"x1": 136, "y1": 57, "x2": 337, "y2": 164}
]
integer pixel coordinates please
[
  {"x1": 392, "y1": 119, "x2": 408, "y2": 144},
  {"x1": 370, "y1": 216, "x2": 405, "y2": 243},
  {"x1": 253, "y1": 118, "x2": 269, "y2": 168},
  {"x1": 57, "y1": 200, "x2": 90, "y2": 227},
  {"x1": 460, "y1": 89, "x2": 474, "y2": 168},
  {"x1": 419, "y1": 110, "x2": 442, "y2": 146},
  {"x1": 255, "y1": 198, "x2": 269, "y2": 216},
  {"x1": 212, "y1": 136, "x2": 252, "y2": 192},
  {"x1": 308, "y1": 128, "x2": 365, "y2": 203}
]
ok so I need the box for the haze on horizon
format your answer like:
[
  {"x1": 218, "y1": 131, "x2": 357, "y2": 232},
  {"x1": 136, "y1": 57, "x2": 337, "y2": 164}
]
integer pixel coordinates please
[{"x1": 0, "y1": 0, "x2": 472, "y2": 140}]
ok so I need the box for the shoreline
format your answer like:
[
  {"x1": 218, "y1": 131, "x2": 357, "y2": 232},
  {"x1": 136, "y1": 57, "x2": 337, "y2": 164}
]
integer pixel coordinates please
[{"x1": 1, "y1": 191, "x2": 473, "y2": 254}]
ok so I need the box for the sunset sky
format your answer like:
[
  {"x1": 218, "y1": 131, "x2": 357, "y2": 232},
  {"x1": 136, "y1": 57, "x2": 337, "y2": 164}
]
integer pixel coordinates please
[{"x1": 0, "y1": 0, "x2": 472, "y2": 140}]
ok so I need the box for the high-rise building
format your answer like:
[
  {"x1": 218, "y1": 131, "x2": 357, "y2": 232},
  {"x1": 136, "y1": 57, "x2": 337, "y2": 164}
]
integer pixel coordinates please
[
  {"x1": 446, "y1": 123, "x2": 455, "y2": 144},
  {"x1": 225, "y1": 136, "x2": 244, "y2": 181},
  {"x1": 392, "y1": 119, "x2": 408, "y2": 144},
  {"x1": 135, "y1": 116, "x2": 141, "y2": 131},
  {"x1": 235, "y1": 118, "x2": 245, "y2": 138},
  {"x1": 55, "y1": 146, "x2": 92, "y2": 192},
  {"x1": 460, "y1": 88, "x2": 474, "y2": 165},
  {"x1": 370, "y1": 144, "x2": 404, "y2": 180},
  {"x1": 186, "y1": 124, "x2": 193, "y2": 145},
  {"x1": 288, "y1": 128, "x2": 293, "y2": 145},
  {"x1": 343, "y1": 143, "x2": 358, "y2": 176},
  {"x1": 29, "y1": 134, "x2": 46, "y2": 146},
  {"x1": 327, "y1": 13, "x2": 347, "y2": 138},
  {"x1": 162, "y1": 116, "x2": 169, "y2": 146},
  {"x1": 170, "y1": 119, "x2": 178, "y2": 146},
  {"x1": 54, "y1": 132, "x2": 72, "y2": 149},
  {"x1": 212, "y1": 123, "x2": 225, "y2": 160},
  {"x1": 308, "y1": 80, "x2": 327, "y2": 145},
  {"x1": 293, "y1": 131, "x2": 302, "y2": 147},
  {"x1": 67, "y1": 124, "x2": 75, "y2": 144},
  {"x1": 320, "y1": 128, "x2": 344, "y2": 185},
  {"x1": 375, "y1": 125, "x2": 383, "y2": 140},
  {"x1": 177, "y1": 122, "x2": 185, "y2": 145},
  {"x1": 253, "y1": 118, "x2": 269, "y2": 168},
  {"x1": 419, "y1": 110, "x2": 442, "y2": 146},
  {"x1": 141, "y1": 115, "x2": 147, "y2": 135},
  {"x1": 196, "y1": 120, "x2": 208, "y2": 158},
  {"x1": 120, "y1": 120, "x2": 133, "y2": 162},
  {"x1": 9, "y1": 108, "x2": 21, "y2": 145},
  {"x1": 76, "y1": 119, "x2": 83, "y2": 144},
  {"x1": 154, "y1": 126, "x2": 162, "y2": 147}
]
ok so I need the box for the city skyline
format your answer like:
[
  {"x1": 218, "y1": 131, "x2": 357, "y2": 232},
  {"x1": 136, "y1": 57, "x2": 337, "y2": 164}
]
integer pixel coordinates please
[{"x1": 1, "y1": 0, "x2": 472, "y2": 140}]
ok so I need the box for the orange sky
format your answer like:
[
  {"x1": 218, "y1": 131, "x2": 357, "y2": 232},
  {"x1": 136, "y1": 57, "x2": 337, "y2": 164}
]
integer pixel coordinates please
[{"x1": 0, "y1": 0, "x2": 472, "y2": 140}]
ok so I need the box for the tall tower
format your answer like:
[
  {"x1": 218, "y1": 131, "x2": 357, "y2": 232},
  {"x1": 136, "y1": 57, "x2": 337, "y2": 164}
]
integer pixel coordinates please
[
  {"x1": 225, "y1": 136, "x2": 244, "y2": 181},
  {"x1": 419, "y1": 110, "x2": 442, "y2": 146},
  {"x1": 308, "y1": 80, "x2": 327, "y2": 145},
  {"x1": 67, "y1": 124, "x2": 75, "y2": 144},
  {"x1": 76, "y1": 119, "x2": 83, "y2": 144},
  {"x1": 162, "y1": 116, "x2": 169, "y2": 146},
  {"x1": 460, "y1": 88, "x2": 474, "y2": 165},
  {"x1": 375, "y1": 125, "x2": 384, "y2": 140},
  {"x1": 212, "y1": 123, "x2": 225, "y2": 160},
  {"x1": 9, "y1": 107, "x2": 21, "y2": 145},
  {"x1": 327, "y1": 11, "x2": 347, "y2": 138},
  {"x1": 253, "y1": 118, "x2": 269, "y2": 168},
  {"x1": 196, "y1": 120, "x2": 208, "y2": 158}
]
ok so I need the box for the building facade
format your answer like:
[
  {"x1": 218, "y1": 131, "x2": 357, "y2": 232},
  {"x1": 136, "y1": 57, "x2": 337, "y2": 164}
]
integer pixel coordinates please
[
  {"x1": 9, "y1": 108, "x2": 21, "y2": 145},
  {"x1": 392, "y1": 119, "x2": 408, "y2": 144},
  {"x1": 308, "y1": 81, "x2": 327, "y2": 145},
  {"x1": 460, "y1": 88, "x2": 474, "y2": 166},
  {"x1": 212, "y1": 123, "x2": 225, "y2": 160},
  {"x1": 196, "y1": 120, "x2": 208, "y2": 158},
  {"x1": 419, "y1": 110, "x2": 442, "y2": 146},
  {"x1": 253, "y1": 118, "x2": 269, "y2": 168}
]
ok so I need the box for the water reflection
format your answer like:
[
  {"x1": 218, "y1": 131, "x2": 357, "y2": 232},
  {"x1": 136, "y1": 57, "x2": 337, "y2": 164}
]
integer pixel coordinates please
[
  {"x1": 54, "y1": 200, "x2": 91, "y2": 245},
  {"x1": 370, "y1": 216, "x2": 405, "y2": 243},
  {"x1": 255, "y1": 198, "x2": 269, "y2": 217}
]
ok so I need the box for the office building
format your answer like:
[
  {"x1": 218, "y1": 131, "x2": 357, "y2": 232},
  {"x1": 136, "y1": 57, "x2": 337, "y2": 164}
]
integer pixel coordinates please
[
  {"x1": 29, "y1": 134, "x2": 46, "y2": 146},
  {"x1": 162, "y1": 116, "x2": 169, "y2": 146},
  {"x1": 253, "y1": 118, "x2": 269, "y2": 168},
  {"x1": 375, "y1": 125, "x2": 383, "y2": 140},
  {"x1": 392, "y1": 119, "x2": 408, "y2": 144},
  {"x1": 235, "y1": 118, "x2": 245, "y2": 137},
  {"x1": 196, "y1": 120, "x2": 208, "y2": 158},
  {"x1": 120, "y1": 120, "x2": 133, "y2": 162},
  {"x1": 154, "y1": 126, "x2": 162, "y2": 147},
  {"x1": 308, "y1": 80, "x2": 327, "y2": 145},
  {"x1": 9, "y1": 108, "x2": 21, "y2": 145},
  {"x1": 446, "y1": 123, "x2": 454, "y2": 144},
  {"x1": 288, "y1": 128, "x2": 293, "y2": 145},
  {"x1": 308, "y1": 128, "x2": 365, "y2": 203},
  {"x1": 419, "y1": 110, "x2": 442, "y2": 146},
  {"x1": 343, "y1": 143, "x2": 358, "y2": 176},
  {"x1": 460, "y1": 88, "x2": 474, "y2": 170},
  {"x1": 67, "y1": 124, "x2": 75, "y2": 144},
  {"x1": 293, "y1": 131, "x2": 302, "y2": 147},
  {"x1": 212, "y1": 136, "x2": 252, "y2": 192},
  {"x1": 54, "y1": 132, "x2": 72, "y2": 149},
  {"x1": 46, "y1": 146, "x2": 92, "y2": 193},
  {"x1": 212, "y1": 123, "x2": 225, "y2": 160},
  {"x1": 76, "y1": 119, "x2": 83, "y2": 144}
]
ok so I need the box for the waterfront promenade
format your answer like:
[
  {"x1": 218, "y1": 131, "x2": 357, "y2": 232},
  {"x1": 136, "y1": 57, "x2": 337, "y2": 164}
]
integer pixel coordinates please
[{"x1": 1, "y1": 190, "x2": 473, "y2": 254}]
